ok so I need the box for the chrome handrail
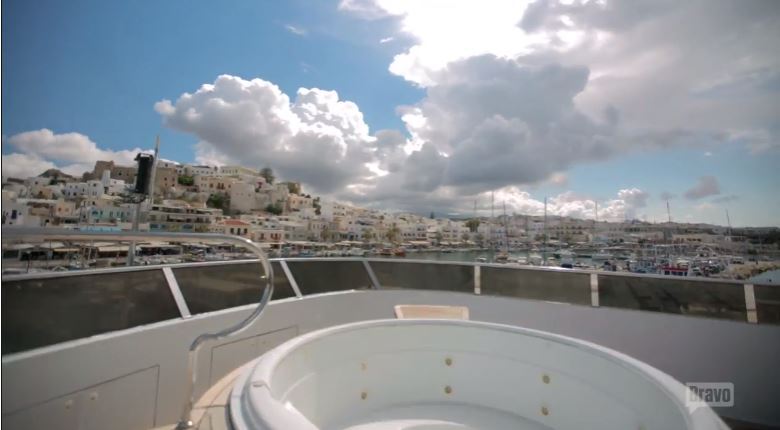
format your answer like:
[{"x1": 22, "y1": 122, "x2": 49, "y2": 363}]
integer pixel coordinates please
[{"x1": 1, "y1": 228, "x2": 274, "y2": 429}]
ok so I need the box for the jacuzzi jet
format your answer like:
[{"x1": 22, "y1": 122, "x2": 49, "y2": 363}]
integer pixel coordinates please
[{"x1": 230, "y1": 319, "x2": 729, "y2": 430}]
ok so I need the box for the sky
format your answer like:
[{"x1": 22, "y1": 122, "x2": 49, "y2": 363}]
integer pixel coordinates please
[{"x1": 2, "y1": 0, "x2": 779, "y2": 226}]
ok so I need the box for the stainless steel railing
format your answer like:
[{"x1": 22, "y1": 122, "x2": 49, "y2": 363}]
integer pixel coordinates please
[{"x1": 0, "y1": 228, "x2": 274, "y2": 429}]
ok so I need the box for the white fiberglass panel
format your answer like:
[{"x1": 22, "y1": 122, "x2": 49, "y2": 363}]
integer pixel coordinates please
[{"x1": 231, "y1": 319, "x2": 727, "y2": 430}]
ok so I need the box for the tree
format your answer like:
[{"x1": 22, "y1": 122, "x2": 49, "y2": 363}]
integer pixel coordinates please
[
  {"x1": 461, "y1": 232, "x2": 471, "y2": 242},
  {"x1": 430, "y1": 211, "x2": 435, "y2": 219},
  {"x1": 260, "y1": 167, "x2": 275, "y2": 184},
  {"x1": 465, "y1": 219, "x2": 480, "y2": 232},
  {"x1": 313, "y1": 196, "x2": 322, "y2": 215},
  {"x1": 177, "y1": 175, "x2": 194, "y2": 186},
  {"x1": 207, "y1": 193, "x2": 230, "y2": 211},
  {"x1": 320, "y1": 225, "x2": 332, "y2": 242},
  {"x1": 475, "y1": 232, "x2": 485, "y2": 245},
  {"x1": 385, "y1": 225, "x2": 400, "y2": 244},
  {"x1": 363, "y1": 228, "x2": 375, "y2": 243},
  {"x1": 286, "y1": 182, "x2": 301, "y2": 195},
  {"x1": 434, "y1": 232, "x2": 443, "y2": 244},
  {"x1": 265, "y1": 202, "x2": 284, "y2": 215}
]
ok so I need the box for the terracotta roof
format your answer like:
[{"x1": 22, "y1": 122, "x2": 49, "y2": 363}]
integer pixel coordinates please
[{"x1": 222, "y1": 219, "x2": 251, "y2": 226}]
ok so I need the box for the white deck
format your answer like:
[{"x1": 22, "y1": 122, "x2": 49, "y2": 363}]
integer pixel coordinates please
[{"x1": 3, "y1": 290, "x2": 779, "y2": 429}]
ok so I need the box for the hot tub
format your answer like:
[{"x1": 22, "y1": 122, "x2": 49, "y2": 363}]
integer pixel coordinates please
[{"x1": 230, "y1": 319, "x2": 727, "y2": 430}]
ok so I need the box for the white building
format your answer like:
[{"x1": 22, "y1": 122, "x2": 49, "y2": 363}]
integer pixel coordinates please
[
  {"x1": 229, "y1": 182, "x2": 271, "y2": 213},
  {"x1": 287, "y1": 194, "x2": 313, "y2": 212},
  {"x1": 220, "y1": 165, "x2": 259, "y2": 177},
  {"x1": 63, "y1": 180, "x2": 105, "y2": 199},
  {"x1": 183, "y1": 164, "x2": 219, "y2": 177},
  {"x1": 81, "y1": 196, "x2": 134, "y2": 224},
  {"x1": 101, "y1": 170, "x2": 128, "y2": 196}
]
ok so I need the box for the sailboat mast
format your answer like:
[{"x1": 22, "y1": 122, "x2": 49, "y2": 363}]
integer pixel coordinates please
[
  {"x1": 503, "y1": 201, "x2": 508, "y2": 253},
  {"x1": 491, "y1": 191, "x2": 495, "y2": 248},
  {"x1": 543, "y1": 197, "x2": 548, "y2": 266},
  {"x1": 725, "y1": 209, "x2": 732, "y2": 239}
]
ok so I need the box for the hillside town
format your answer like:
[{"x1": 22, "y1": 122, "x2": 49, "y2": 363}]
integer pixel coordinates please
[
  {"x1": 3, "y1": 157, "x2": 779, "y2": 247},
  {"x1": 2, "y1": 157, "x2": 779, "y2": 278}
]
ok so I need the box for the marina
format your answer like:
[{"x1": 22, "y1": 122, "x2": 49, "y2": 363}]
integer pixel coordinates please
[{"x1": 5, "y1": 238, "x2": 778, "y2": 283}]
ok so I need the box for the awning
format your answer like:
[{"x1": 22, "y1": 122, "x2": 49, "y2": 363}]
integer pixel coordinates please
[
  {"x1": 5, "y1": 244, "x2": 35, "y2": 250},
  {"x1": 53, "y1": 248, "x2": 80, "y2": 253},
  {"x1": 97, "y1": 245, "x2": 129, "y2": 252}
]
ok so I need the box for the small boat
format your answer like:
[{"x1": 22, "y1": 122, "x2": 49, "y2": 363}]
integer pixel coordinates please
[
  {"x1": 661, "y1": 264, "x2": 690, "y2": 276},
  {"x1": 347, "y1": 247, "x2": 366, "y2": 257},
  {"x1": 494, "y1": 252, "x2": 509, "y2": 263},
  {"x1": 393, "y1": 247, "x2": 406, "y2": 257},
  {"x1": 559, "y1": 250, "x2": 575, "y2": 268},
  {"x1": 528, "y1": 253, "x2": 543, "y2": 265}
]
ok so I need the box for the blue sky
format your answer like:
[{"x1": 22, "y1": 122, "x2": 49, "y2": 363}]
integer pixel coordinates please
[
  {"x1": 2, "y1": 0, "x2": 421, "y2": 158},
  {"x1": 3, "y1": 0, "x2": 779, "y2": 226}
]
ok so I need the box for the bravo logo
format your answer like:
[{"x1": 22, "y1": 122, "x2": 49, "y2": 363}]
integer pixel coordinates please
[{"x1": 685, "y1": 382, "x2": 734, "y2": 413}]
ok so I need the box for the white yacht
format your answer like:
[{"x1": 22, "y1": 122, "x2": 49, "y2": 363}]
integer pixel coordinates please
[
  {"x1": 2, "y1": 228, "x2": 778, "y2": 430},
  {"x1": 346, "y1": 247, "x2": 366, "y2": 257},
  {"x1": 591, "y1": 251, "x2": 614, "y2": 261}
]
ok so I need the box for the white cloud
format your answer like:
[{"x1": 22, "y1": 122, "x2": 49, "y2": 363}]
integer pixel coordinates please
[
  {"x1": 157, "y1": 62, "x2": 707, "y2": 215},
  {"x1": 155, "y1": 75, "x2": 377, "y2": 193},
  {"x1": 548, "y1": 172, "x2": 568, "y2": 186},
  {"x1": 338, "y1": 0, "x2": 391, "y2": 20},
  {"x1": 151, "y1": 0, "x2": 778, "y2": 216},
  {"x1": 1, "y1": 153, "x2": 57, "y2": 180},
  {"x1": 350, "y1": 185, "x2": 648, "y2": 221},
  {"x1": 379, "y1": 36, "x2": 394, "y2": 44},
  {"x1": 2, "y1": 129, "x2": 146, "y2": 179},
  {"x1": 350, "y1": 54, "x2": 689, "y2": 205},
  {"x1": 342, "y1": 0, "x2": 780, "y2": 153},
  {"x1": 284, "y1": 24, "x2": 307, "y2": 36},
  {"x1": 684, "y1": 176, "x2": 721, "y2": 200}
]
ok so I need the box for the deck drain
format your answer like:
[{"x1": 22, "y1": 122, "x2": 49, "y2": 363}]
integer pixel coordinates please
[
  {"x1": 445, "y1": 357, "x2": 453, "y2": 366},
  {"x1": 444, "y1": 385, "x2": 452, "y2": 394},
  {"x1": 541, "y1": 405, "x2": 550, "y2": 416},
  {"x1": 542, "y1": 374, "x2": 551, "y2": 384},
  {"x1": 361, "y1": 391, "x2": 368, "y2": 400}
]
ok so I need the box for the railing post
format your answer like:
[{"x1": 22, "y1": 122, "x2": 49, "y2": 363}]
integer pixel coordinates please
[
  {"x1": 474, "y1": 265, "x2": 481, "y2": 295},
  {"x1": 590, "y1": 273, "x2": 599, "y2": 307},
  {"x1": 744, "y1": 283, "x2": 758, "y2": 324},
  {"x1": 163, "y1": 266, "x2": 191, "y2": 318},
  {"x1": 362, "y1": 260, "x2": 381, "y2": 289},
  {"x1": 279, "y1": 260, "x2": 302, "y2": 297}
]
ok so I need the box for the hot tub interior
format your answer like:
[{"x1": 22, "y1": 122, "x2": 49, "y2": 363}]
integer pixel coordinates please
[{"x1": 231, "y1": 320, "x2": 725, "y2": 430}]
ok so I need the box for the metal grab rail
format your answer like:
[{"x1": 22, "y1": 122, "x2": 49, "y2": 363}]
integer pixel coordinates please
[{"x1": 0, "y1": 228, "x2": 274, "y2": 429}]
